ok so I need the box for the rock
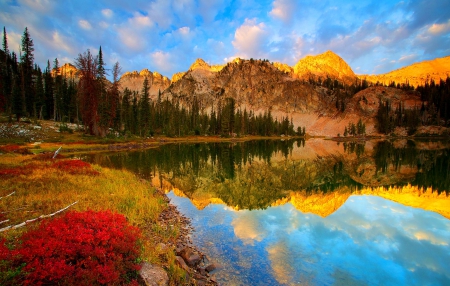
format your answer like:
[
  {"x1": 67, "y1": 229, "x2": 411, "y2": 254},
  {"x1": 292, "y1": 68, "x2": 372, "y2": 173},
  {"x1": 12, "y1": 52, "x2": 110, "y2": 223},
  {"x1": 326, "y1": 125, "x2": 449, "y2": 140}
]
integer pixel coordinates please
[
  {"x1": 157, "y1": 242, "x2": 168, "y2": 252},
  {"x1": 175, "y1": 255, "x2": 190, "y2": 272},
  {"x1": 179, "y1": 247, "x2": 201, "y2": 267},
  {"x1": 138, "y1": 262, "x2": 169, "y2": 286},
  {"x1": 205, "y1": 263, "x2": 217, "y2": 273}
]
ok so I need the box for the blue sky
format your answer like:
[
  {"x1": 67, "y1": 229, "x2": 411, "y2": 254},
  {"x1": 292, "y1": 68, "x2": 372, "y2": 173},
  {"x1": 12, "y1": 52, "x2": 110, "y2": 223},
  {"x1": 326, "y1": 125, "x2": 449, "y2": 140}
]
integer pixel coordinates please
[{"x1": 1, "y1": 0, "x2": 450, "y2": 79}]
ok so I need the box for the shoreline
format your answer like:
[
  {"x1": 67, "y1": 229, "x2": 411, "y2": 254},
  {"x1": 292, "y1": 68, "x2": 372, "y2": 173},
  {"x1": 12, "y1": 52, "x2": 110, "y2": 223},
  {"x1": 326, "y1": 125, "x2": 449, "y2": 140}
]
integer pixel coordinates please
[{"x1": 155, "y1": 189, "x2": 218, "y2": 285}]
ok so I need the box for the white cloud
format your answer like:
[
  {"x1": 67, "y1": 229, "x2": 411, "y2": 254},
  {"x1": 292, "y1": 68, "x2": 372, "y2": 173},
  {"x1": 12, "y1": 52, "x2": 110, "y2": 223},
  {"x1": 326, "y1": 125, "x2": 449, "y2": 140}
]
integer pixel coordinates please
[
  {"x1": 99, "y1": 21, "x2": 109, "y2": 29},
  {"x1": 269, "y1": 0, "x2": 296, "y2": 23},
  {"x1": 148, "y1": 0, "x2": 174, "y2": 29},
  {"x1": 19, "y1": 0, "x2": 52, "y2": 12},
  {"x1": 130, "y1": 13, "x2": 153, "y2": 28},
  {"x1": 50, "y1": 31, "x2": 73, "y2": 54},
  {"x1": 117, "y1": 27, "x2": 141, "y2": 51},
  {"x1": 178, "y1": 26, "x2": 190, "y2": 35},
  {"x1": 151, "y1": 51, "x2": 173, "y2": 72},
  {"x1": 428, "y1": 20, "x2": 450, "y2": 35},
  {"x1": 399, "y1": 54, "x2": 417, "y2": 62},
  {"x1": 232, "y1": 19, "x2": 269, "y2": 59},
  {"x1": 102, "y1": 8, "x2": 113, "y2": 18},
  {"x1": 78, "y1": 19, "x2": 92, "y2": 30}
]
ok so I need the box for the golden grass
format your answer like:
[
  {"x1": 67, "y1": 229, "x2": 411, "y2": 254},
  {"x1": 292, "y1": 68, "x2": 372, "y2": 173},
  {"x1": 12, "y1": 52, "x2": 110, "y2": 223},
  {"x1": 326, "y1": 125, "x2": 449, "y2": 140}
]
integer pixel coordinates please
[{"x1": 0, "y1": 154, "x2": 186, "y2": 285}]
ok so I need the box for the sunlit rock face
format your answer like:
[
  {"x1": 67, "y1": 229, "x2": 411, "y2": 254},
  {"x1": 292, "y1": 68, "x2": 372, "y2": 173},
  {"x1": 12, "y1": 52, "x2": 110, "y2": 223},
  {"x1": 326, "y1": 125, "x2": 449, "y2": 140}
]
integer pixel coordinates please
[
  {"x1": 293, "y1": 50, "x2": 357, "y2": 85},
  {"x1": 52, "y1": 63, "x2": 78, "y2": 78},
  {"x1": 118, "y1": 69, "x2": 170, "y2": 98},
  {"x1": 359, "y1": 55, "x2": 450, "y2": 87}
]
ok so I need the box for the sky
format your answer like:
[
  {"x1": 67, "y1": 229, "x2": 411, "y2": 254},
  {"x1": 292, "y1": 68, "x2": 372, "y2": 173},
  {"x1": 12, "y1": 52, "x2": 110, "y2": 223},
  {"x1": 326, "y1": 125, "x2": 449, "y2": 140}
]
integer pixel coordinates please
[{"x1": 1, "y1": 0, "x2": 450, "y2": 80}]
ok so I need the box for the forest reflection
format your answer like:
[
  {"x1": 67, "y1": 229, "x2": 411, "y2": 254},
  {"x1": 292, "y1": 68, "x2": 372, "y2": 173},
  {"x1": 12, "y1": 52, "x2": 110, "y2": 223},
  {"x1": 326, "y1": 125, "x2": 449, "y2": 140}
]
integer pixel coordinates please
[{"x1": 84, "y1": 139, "x2": 450, "y2": 211}]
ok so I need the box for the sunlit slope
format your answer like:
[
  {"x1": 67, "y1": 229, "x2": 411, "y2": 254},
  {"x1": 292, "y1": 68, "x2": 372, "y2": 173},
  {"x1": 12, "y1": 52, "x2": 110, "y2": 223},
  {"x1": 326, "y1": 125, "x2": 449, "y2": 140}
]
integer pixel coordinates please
[{"x1": 360, "y1": 55, "x2": 450, "y2": 87}]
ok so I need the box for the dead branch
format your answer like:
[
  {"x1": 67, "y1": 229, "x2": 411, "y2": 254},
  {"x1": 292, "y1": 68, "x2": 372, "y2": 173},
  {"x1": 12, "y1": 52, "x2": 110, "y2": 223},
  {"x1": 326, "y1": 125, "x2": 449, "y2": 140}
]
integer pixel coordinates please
[
  {"x1": 0, "y1": 220, "x2": 9, "y2": 225},
  {"x1": 53, "y1": 146, "x2": 62, "y2": 159},
  {"x1": 0, "y1": 191, "x2": 15, "y2": 200},
  {"x1": 0, "y1": 201, "x2": 78, "y2": 232}
]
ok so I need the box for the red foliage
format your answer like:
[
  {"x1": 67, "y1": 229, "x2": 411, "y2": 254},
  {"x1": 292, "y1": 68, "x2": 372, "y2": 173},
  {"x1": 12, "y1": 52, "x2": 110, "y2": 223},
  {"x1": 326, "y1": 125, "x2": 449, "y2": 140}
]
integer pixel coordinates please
[
  {"x1": 0, "y1": 168, "x2": 27, "y2": 177},
  {"x1": 34, "y1": 152, "x2": 65, "y2": 160},
  {"x1": 51, "y1": 159, "x2": 99, "y2": 175},
  {"x1": 2, "y1": 210, "x2": 142, "y2": 285},
  {"x1": 0, "y1": 145, "x2": 21, "y2": 153}
]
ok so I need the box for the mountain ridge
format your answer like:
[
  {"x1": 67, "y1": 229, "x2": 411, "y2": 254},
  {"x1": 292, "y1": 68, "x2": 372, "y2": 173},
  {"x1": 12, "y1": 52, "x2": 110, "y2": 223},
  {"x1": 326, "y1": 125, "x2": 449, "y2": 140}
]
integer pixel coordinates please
[{"x1": 360, "y1": 55, "x2": 450, "y2": 87}]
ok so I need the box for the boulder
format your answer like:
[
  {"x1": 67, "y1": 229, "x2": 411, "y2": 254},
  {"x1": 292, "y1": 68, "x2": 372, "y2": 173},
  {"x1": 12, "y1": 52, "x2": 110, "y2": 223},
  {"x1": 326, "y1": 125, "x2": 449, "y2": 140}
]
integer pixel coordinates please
[
  {"x1": 175, "y1": 255, "x2": 190, "y2": 272},
  {"x1": 139, "y1": 262, "x2": 169, "y2": 286},
  {"x1": 179, "y1": 247, "x2": 201, "y2": 267}
]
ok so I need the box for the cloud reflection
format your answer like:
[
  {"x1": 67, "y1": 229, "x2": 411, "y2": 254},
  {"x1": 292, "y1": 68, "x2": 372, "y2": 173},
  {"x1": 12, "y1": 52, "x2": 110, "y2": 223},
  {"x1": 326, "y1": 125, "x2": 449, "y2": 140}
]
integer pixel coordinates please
[{"x1": 169, "y1": 192, "x2": 450, "y2": 285}]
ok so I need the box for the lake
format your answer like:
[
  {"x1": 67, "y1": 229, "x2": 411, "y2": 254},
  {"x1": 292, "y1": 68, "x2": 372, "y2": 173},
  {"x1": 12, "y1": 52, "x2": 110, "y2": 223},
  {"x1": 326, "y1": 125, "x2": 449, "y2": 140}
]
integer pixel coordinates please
[{"x1": 83, "y1": 138, "x2": 450, "y2": 285}]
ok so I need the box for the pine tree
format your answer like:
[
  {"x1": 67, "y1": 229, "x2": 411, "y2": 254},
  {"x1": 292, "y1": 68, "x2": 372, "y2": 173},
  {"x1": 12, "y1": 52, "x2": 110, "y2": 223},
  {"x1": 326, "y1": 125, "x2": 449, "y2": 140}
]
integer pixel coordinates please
[
  {"x1": 121, "y1": 88, "x2": 131, "y2": 133},
  {"x1": 2, "y1": 27, "x2": 12, "y2": 118},
  {"x1": 43, "y1": 60, "x2": 53, "y2": 119},
  {"x1": 34, "y1": 66, "x2": 45, "y2": 119},
  {"x1": 53, "y1": 58, "x2": 63, "y2": 121},
  {"x1": 110, "y1": 62, "x2": 121, "y2": 131},
  {"x1": 97, "y1": 46, "x2": 109, "y2": 136},
  {"x1": 139, "y1": 77, "x2": 151, "y2": 137},
  {"x1": 20, "y1": 27, "x2": 35, "y2": 117}
]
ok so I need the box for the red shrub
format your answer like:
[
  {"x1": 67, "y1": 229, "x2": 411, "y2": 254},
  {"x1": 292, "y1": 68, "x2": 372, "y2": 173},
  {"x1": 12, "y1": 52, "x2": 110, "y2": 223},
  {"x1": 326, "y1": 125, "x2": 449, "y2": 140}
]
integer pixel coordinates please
[
  {"x1": 3, "y1": 210, "x2": 142, "y2": 285},
  {"x1": 51, "y1": 159, "x2": 99, "y2": 175},
  {"x1": 0, "y1": 168, "x2": 26, "y2": 176},
  {"x1": 0, "y1": 145, "x2": 21, "y2": 153}
]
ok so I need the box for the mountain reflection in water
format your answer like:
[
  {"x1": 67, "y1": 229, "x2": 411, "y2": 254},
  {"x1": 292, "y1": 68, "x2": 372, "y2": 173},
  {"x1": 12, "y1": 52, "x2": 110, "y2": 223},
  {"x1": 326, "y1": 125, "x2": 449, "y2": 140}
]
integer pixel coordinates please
[
  {"x1": 83, "y1": 139, "x2": 450, "y2": 285},
  {"x1": 84, "y1": 139, "x2": 450, "y2": 217}
]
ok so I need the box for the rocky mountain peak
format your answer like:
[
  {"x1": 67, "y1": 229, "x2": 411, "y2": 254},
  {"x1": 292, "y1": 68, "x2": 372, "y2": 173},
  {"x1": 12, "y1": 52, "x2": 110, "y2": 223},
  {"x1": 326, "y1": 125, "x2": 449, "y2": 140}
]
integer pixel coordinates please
[
  {"x1": 293, "y1": 50, "x2": 356, "y2": 84},
  {"x1": 189, "y1": 58, "x2": 211, "y2": 71},
  {"x1": 52, "y1": 63, "x2": 77, "y2": 78}
]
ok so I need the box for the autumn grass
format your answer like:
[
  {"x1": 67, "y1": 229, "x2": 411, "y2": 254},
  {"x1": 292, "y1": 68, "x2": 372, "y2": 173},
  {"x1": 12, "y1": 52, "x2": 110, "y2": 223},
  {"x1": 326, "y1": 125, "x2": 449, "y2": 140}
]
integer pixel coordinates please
[{"x1": 0, "y1": 154, "x2": 187, "y2": 285}]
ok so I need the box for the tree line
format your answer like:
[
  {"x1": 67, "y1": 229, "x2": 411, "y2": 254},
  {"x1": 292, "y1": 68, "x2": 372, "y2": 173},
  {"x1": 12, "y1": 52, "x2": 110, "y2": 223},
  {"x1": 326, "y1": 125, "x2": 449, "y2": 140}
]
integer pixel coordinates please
[
  {"x1": 1, "y1": 27, "x2": 302, "y2": 138},
  {"x1": 120, "y1": 84, "x2": 299, "y2": 137},
  {"x1": 375, "y1": 78, "x2": 450, "y2": 135}
]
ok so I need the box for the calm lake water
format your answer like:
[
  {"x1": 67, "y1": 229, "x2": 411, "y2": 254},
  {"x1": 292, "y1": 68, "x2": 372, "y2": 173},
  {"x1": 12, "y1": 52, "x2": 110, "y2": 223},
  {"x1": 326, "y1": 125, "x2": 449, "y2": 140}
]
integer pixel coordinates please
[{"x1": 83, "y1": 139, "x2": 450, "y2": 285}]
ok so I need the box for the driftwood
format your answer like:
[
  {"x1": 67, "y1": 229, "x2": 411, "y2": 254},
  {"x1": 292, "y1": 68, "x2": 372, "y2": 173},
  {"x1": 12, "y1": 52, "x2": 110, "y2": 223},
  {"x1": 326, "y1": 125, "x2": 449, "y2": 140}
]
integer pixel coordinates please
[
  {"x1": 0, "y1": 201, "x2": 78, "y2": 232},
  {"x1": 0, "y1": 191, "x2": 15, "y2": 200}
]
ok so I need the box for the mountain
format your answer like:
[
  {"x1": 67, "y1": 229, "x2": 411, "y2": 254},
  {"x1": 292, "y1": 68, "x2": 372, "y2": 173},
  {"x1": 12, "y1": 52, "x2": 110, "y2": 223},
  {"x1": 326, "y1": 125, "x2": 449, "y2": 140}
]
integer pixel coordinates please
[
  {"x1": 360, "y1": 55, "x2": 450, "y2": 87},
  {"x1": 118, "y1": 69, "x2": 170, "y2": 97},
  {"x1": 51, "y1": 51, "x2": 450, "y2": 136},
  {"x1": 161, "y1": 55, "x2": 432, "y2": 136},
  {"x1": 163, "y1": 57, "x2": 328, "y2": 116},
  {"x1": 293, "y1": 50, "x2": 358, "y2": 85},
  {"x1": 52, "y1": 63, "x2": 78, "y2": 78}
]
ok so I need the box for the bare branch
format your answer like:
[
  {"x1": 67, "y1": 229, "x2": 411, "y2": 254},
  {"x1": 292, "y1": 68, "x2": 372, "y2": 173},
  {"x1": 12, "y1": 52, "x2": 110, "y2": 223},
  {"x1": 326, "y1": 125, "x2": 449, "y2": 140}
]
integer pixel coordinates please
[
  {"x1": 0, "y1": 201, "x2": 78, "y2": 232},
  {"x1": 0, "y1": 191, "x2": 15, "y2": 200},
  {"x1": 53, "y1": 146, "x2": 62, "y2": 159}
]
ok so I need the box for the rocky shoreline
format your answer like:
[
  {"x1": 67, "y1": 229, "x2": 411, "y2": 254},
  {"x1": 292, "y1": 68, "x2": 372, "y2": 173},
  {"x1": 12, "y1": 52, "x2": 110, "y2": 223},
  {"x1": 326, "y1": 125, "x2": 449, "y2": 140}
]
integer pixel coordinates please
[{"x1": 140, "y1": 190, "x2": 218, "y2": 286}]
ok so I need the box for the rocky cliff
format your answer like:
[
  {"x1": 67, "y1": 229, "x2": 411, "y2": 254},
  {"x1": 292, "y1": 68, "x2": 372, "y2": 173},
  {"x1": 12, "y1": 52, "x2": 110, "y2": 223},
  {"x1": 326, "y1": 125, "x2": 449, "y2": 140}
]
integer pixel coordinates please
[
  {"x1": 118, "y1": 69, "x2": 170, "y2": 98},
  {"x1": 52, "y1": 63, "x2": 78, "y2": 78}
]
